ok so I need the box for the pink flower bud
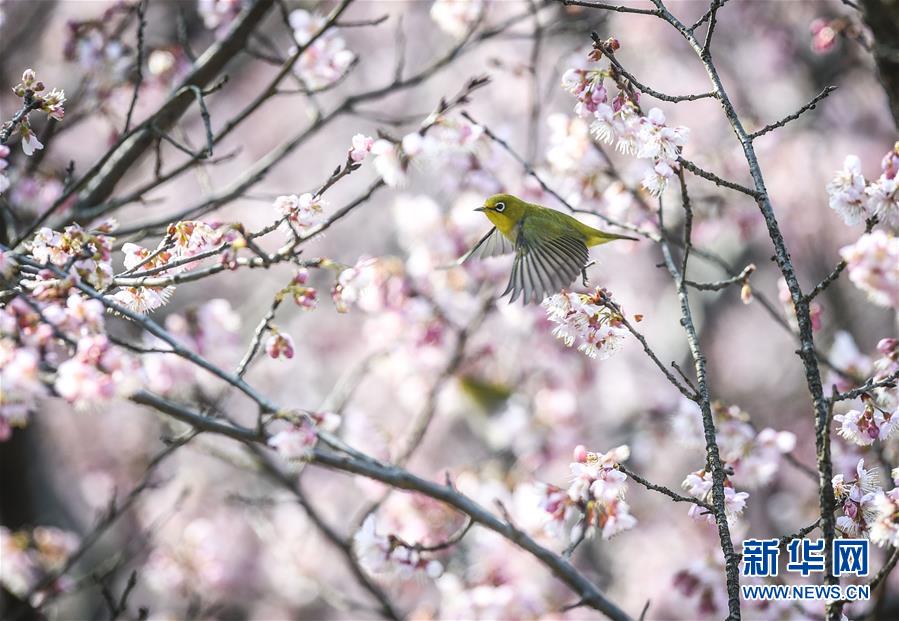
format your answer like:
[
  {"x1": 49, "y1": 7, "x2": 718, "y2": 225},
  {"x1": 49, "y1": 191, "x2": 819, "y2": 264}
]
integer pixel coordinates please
[
  {"x1": 573, "y1": 444, "x2": 588, "y2": 463},
  {"x1": 878, "y1": 338, "x2": 898, "y2": 356}
]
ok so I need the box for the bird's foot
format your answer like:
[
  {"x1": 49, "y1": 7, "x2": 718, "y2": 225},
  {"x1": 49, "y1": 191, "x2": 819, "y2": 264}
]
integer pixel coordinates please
[{"x1": 581, "y1": 261, "x2": 595, "y2": 287}]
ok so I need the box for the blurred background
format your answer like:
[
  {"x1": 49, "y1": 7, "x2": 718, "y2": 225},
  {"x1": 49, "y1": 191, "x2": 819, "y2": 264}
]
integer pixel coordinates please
[{"x1": 1, "y1": 0, "x2": 897, "y2": 619}]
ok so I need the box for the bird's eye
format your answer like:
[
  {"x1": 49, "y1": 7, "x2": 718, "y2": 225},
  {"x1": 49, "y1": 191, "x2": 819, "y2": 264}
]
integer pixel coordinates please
[{"x1": 495, "y1": 202, "x2": 505, "y2": 212}]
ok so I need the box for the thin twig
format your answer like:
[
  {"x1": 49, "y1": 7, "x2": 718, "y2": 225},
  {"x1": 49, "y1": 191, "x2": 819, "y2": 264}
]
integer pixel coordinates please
[
  {"x1": 748, "y1": 86, "x2": 838, "y2": 140},
  {"x1": 123, "y1": 0, "x2": 148, "y2": 133}
]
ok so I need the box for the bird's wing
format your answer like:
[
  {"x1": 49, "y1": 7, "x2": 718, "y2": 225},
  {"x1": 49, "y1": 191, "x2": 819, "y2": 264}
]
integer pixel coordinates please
[
  {"x1": 503, "y1": 217, "x2": 589, "y2": 304},
  {"x1": 459, "y1": 227, "x2": 514, "y2": 264}
]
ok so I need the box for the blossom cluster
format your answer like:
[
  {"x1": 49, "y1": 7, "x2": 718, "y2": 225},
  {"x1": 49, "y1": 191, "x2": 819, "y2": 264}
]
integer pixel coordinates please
[
  {"x1": 369, "y1": 116, "x2": 499, "y2": 192},
  {"x1": 537, "y1": 445, "x2": 636, "y2": 542},
  {"x1": 353, "y1": 515, "x2": 444, "y2": 579},
  {"x1": 0, "y1": 526, "x2": 80, "y2": 606},
  {"x1": 10, "y1": 69, "x2": 66, "y2": 156},
  {"x1": 542, "y1": 288, "x2": 629, "y2": 359},
  {"x1": 141, "y1": 299, "x2": 242, "y2": 396},
  {"x1": 273, "y1": 193, "x2": 326, "y2": 230},
  {"x1": 289, "y1": 9, "x2": 355, "y2": 89},
  {"x1": 830, "y1": 334, "x2": 899, "y2": 446},
  {"x1": 672, "y1": 399, "x2": 796, "y2": 489},
  {"x1": 28, "y1": 222, "x2": 115, "y2": 289},
  {"x1": 840, "y1": 230, "x2": 899, "y2": 309},
  {"x1": 331, "y1": 256, "x2": 407, "y2": 314},
  {"x1": 833, "y1": 459, "x2": 881, "y2": 537},
  {"x1": 430, "y1": 0, "x2": 483, "y2": 38},
  {"x1": 562, "y1": 49, "x2": 689, "y2": 196},
  {"x1": 0, "y1": 277, "x2": 144, "y2": 416},
  {"x1": 682, "y1": 469, "x2": 749, "y2": 525},
  {"x1": 267, "y1": 411, "x2": 340, "y2": 461},
  {"x1": 114, "y1": 219, "x2": 221, "y2": 313},
  {"x1": 869, "y1": 468, "x2": 899, "y2": 548},
  {"x1": 197, "y1": 0, "x2": 243, "y2": 35},
  {"x1": 827, "y1": 144, "x2": 899, "y2": 227},
  {"x1": 281, "y1": 269, "x2": 318, "y2": 310},
  {"x1": 835, "y1": 398, "x2": 895, "y2": 446},
  {"x1": 543, "y1": 114, "x2": 642, "y2": 223}
]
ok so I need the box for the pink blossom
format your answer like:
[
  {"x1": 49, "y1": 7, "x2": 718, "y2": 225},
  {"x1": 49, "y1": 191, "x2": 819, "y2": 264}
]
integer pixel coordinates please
[
  {"x1": 40, "y1": 88, "x2": 65, "y2": 121},
  {"x1": 371, "y1": 139, "x2": 407, "y2": 187},
  {"x1": 833, "y1": 459, "x2": 881, "y2": 536},
  {"x1": 289, "y1": 9, "x2": 355, "y2": 88},
  {"x1": 869, "y1": 489, "x2": 899, "y2": 547},
  {"x1": 113, "y1": 286, "x2": 172, "y2": 314},
  {"x1": 542, "y1": 289, "x2": 629, "y2": 359},
  {"x1": 682, "y1": 470, "x2": 749, "y2": 525},
  {"x1": 540, "y1": 445, "x2": 635, "y2": 542},
  {"x1": 430, "y1": 0, "x2": 483, "y2": 38},
  {"x1": 352, "y1": 515, "x2": 445, "y2": 578},
  {"x1": 827, "y1": 155, "x2": 868, "y2": 225},
  {"x1": 19, "y1": 122, "x2": 43, "y2": 156},
  {"x1": 834, "y1": 404, "x2": 895, "y2": 446},
  {"x1": 273, "y1": 193, "x2": 326, "y2": 229},
  {"x1": 810, "y1": 18, "x2": 837, "y2": 54},
  {"x1": 55, "y1": 336, "x2": 142, "y2": 409},
  {"x1": 197, "y1": 0, "x2": 242, "y2": 34},
  {"x1": 267, "y1": 422, "x2": 316, "y2": 460},
  {"x1": 840, "y1": 230, "x2": 899, "y2": 307},
  {"x1": 866, "y1": 174, "x2": 899, "y2": 228},
  {"x1": 264, "y1": 330, "x2": 295, "y2": 360},
  {"x1": 349, "y1": 133, "x2": 374, "y2": 162}
]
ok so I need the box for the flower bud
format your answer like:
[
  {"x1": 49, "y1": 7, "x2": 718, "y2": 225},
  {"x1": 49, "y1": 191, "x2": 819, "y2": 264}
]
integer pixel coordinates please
[
  {"x1": 740, "y1": 283, "x2": 753, "y2": 305},
  {"x1": 573, "y1": 444, "x2": 588, "y2": 463}
]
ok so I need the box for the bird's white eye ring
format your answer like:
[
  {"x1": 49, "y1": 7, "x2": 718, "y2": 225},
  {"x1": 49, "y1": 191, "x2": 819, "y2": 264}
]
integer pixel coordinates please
[{"x1": 495, "y1": 202, "x2": 505, "y2": 212}]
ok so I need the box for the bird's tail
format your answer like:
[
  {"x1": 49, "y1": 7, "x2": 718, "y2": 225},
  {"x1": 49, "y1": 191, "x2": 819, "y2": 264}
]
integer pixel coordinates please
[{"x1": 586, "y1": 230, "x2": 640, "y2": 246}]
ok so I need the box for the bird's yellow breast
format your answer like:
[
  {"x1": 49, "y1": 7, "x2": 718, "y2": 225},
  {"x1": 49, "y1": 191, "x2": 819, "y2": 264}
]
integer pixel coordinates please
[{"x1": 484, "y1": 210, "x2": 518, "y2": 240}]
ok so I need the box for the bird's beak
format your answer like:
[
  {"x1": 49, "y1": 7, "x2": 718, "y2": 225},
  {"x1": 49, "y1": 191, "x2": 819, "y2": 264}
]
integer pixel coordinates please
[{"x1": 474, "y1": 205, "x2": 486, "y2": 212}]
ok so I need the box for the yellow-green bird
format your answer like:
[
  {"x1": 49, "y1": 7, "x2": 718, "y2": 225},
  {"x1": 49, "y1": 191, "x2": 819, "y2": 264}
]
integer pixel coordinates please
[{"x1": 462, "y1": 193, "x2": 637, "y2": 304}]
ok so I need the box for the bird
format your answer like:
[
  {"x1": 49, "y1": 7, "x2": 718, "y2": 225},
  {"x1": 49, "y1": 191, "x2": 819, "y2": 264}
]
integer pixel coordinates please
[{"x1": 460, "y1": 193, "x2": 637, "y2": 304}]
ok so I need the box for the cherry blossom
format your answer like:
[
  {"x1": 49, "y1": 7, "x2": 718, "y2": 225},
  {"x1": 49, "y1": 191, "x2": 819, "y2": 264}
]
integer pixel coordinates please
[
  {"x1": 834, "y1": 401, "x2": 895, "y2": 446},
  {"x1": 810, "y1": 18, "x2": 838, "y2": 54},
  {"x1": 826, "y1": 330, "x2": 872, "y2": 393},
  {"x1": 274, "y1": 193, "x2": 326, "y2": 230},
  {"x1": 371, "y1": 139, "x2": 408, "y2": 188},
  {"x1": 197, "y1": 0, "x2": 243, "y2": 35},
  {"x1": 833, "y1": 459, "x2": 881, "y2": 537},
  {"x1": 430, "y1": 0, "x2": 483, "y2": 39},
  {"x1": 282, "y1": 270, "x2": 318, "y2": 310},
  {"x1": 672, "y1": 399, "x2": 795, "y2": 488},
  {"x1": 349, "y1": 133, "x2": 374, "y2": 162},
  {"x1": 840, "y1": 230, "x2": 899, "y2": 308},
  {"x1": 264, "y1": 329, "x2": 295, "y2": 360},
  {"x1": 28, "y1": 223, "x2": 115, "y2": 289},
  {"x1": 538, "y1": 445, "x2": 636, "y2": 542},
  {"x1": 288, "y1": 9, "x2": 355, "y2": 89},
  {"x1": 869, "y1": 487, "x2": 899, "y2": 548},
  {"x1": 54, "y1": 335, "x2": 142, "y2": 409},
  {"x1": 543, "y1": 289, "x2": 629, "y2": 359},
  {"x1": 19, "y1": 121, "x2": 43, "y2": 156},
  {"x1": 826, "y1": 155, "x2": 868, "y2": 225},
  {"x1": 561, "y1": 51, "x2": 690, "y2": 195},
  {"x1": 0, "y1": 526, "x2": 78, "y2": 605},
  {"x1": 353, "y1": 515, "x2": 444, "y2": 578},
  {"x1": 682, "y1": 469, "x2": 749, "y2": 525}
]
